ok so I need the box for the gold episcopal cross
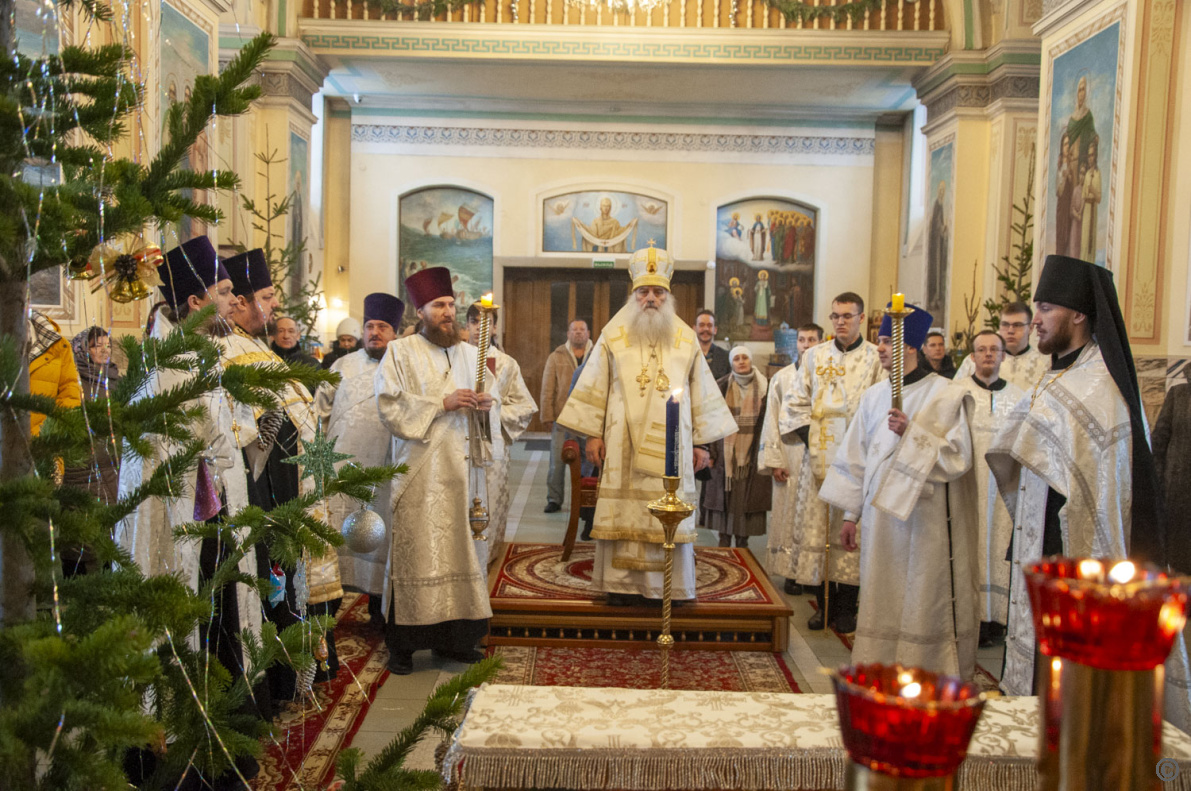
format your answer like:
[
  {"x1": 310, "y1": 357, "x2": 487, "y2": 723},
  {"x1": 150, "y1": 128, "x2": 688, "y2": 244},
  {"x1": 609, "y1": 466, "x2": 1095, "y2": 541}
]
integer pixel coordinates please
[
  {"x1": 817, "y1": 424, "x2": 836, "y2": 452},
  {"x1": 636, "y1": 367, "x2": 653, "y2": 396}
]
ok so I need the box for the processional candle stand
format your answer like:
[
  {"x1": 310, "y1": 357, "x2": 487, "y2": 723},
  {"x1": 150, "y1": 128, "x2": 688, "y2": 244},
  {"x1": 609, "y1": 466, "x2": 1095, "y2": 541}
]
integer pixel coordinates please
[
  {"x1": 468, "y1": 293, "x2": 498, "y2": 542},
  {"x1": 1024, "y1": 558, "x2": 1188, "y2": 790},
  {"x1": 885, "y1": 293, "x2": 913, "y2": 412},
  {"x1": 647, "y1": 388, "x2": 693, "y2": 689},
  {"x1": 828, "y1": 663, "x2": 988, "y2": 791}
]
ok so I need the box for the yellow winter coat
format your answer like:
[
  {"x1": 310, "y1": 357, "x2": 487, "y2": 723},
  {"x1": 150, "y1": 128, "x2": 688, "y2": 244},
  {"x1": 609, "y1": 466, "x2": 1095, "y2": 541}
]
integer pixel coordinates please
[{"x1": 29, "y1": 317, "x2": 81, "y2": 436}]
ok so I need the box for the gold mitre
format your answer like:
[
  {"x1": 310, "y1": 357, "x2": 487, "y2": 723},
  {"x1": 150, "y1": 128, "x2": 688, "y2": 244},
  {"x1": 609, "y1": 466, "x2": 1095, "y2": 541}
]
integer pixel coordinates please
[{"x1": 628, "y1": 242, "x2": 674, "y2": 291}]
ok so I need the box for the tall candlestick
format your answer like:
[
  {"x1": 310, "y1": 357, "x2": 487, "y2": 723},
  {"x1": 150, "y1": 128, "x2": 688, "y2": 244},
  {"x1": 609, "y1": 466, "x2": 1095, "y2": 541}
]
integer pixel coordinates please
[
  {"x1": 885, "y1": 301, "x2": 914, "y2": 412},
  {"x1": 664, "y1": 389, "x2": 681, "y2": 477}
]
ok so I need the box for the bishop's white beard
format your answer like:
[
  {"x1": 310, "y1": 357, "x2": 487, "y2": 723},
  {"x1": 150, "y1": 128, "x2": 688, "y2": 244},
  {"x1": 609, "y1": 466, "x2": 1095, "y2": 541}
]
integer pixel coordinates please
[{"x1": 625, "y1": 294, "x2": 676, "y2": 345}]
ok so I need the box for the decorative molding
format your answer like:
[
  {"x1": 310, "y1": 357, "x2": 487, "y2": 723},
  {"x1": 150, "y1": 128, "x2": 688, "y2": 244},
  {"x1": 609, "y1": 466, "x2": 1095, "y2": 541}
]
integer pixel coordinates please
[
  {"x1": 351, "y1": 124, "x2": 876, "y2": 158},
  {"x1": 915, "y1": 42, "x2": 1042, "y2": 125},
  {"x1": 260, "y1": 71, "x2": 314, "y2": 106},
  {"x1": 300, "y1": 22, "x2": 948, "y2": 65}
]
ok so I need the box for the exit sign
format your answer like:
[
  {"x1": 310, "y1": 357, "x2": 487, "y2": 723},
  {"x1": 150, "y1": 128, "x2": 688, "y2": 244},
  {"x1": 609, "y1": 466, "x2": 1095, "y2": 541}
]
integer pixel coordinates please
[{"x1": 592, "y1": 258, "x2": 615, "y2": 269}]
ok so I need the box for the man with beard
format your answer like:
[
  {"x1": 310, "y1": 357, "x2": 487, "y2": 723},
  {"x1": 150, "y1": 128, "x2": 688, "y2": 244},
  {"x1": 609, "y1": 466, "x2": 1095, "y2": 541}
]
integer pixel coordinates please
[
  {"x1": 221, "y1": 247, "x2": 341, "y2": 694},
  {"x1": 540, "y1": 318, "x2": 591, "y2": 513},
  {"x1": 375, "y1": 267, "x2": 494, "y2": 674},
  {"x1": 556, "y1": 246, "x2": 736, "y2": 605},
  {"x1": 985, "y1": 255, "x2": 1190, "y2": 729},
  {"x1": 695, "y1": 309, "x2": 730, "y2": 380},
  {"x1": 780, "y1": 292, "x2": 884, "y2": 632},
  {"x1": 954, "y1": 302, "x2": 1047, "y2": 390},
  {"x1": 315, "y1": 293, "x2": 404, "y2": 624},
  {"x1": 465, "y1": 302, "x2": 537, "y2": 564}
]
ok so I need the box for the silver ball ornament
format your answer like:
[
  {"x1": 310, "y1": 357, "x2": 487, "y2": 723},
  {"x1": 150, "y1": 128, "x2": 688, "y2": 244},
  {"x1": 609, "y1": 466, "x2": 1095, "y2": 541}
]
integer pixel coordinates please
[{"x1": 341, "y1": 507, "x2": 386, "y2": 554}]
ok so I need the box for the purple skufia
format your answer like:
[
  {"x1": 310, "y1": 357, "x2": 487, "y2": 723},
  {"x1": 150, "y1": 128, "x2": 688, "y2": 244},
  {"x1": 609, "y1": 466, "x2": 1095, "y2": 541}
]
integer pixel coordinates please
[{"x1": 193, "y1": 458, "x2": 222, "y2": 522}]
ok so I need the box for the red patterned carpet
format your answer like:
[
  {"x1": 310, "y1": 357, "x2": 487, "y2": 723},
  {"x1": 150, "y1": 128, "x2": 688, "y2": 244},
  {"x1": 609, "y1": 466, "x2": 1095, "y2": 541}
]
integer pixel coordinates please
[
  {"x1": 251, "y1": 593, "x2": 389, "y2": 791},
  {"x1": 490, "y1": 543, "x2": 779, "y2": 605},
  {"x1": 489, "y1": 645, "x2": 801, "y2": 692}
]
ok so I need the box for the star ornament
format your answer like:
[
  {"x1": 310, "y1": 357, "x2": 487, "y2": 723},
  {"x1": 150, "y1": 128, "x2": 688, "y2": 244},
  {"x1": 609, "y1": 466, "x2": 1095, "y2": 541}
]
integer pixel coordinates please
[{"x1": 282, "y1": 425, "x2": 352, "y2": 498}]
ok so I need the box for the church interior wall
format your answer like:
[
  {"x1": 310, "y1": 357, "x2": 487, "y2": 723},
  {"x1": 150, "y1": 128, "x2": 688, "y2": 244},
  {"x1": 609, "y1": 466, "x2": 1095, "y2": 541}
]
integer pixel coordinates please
[{"x1": 343, "y1": 122, "x2": 879, "y2": 351}]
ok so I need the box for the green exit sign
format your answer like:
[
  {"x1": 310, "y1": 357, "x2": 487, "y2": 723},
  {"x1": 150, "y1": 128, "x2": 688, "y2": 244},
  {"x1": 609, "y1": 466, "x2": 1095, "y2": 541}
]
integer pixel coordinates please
[{"x1": 592, "y1": 258, "x2": 615, "y2": 269}]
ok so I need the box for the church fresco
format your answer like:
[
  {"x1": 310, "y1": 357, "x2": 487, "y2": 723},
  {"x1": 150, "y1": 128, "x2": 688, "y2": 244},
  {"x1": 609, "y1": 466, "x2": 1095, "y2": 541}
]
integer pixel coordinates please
[
  {"x1": 713, "y1": 197, "x2": 816, "y2": 343},
  {"x1": 925, "y1": 138, "x2": 954, "y2": 328},
  {"x1": 160, "y1": 1, "x2": 210, "y2": 244},
  {"x1": 398, "y1": 187, "x2": 494, "y2": 313},
  {"x1": 542, "y1": 190, "x2": 667, "y2": 254},
  {"x1": 1044, "y1": 19, "x2": 1121, "y2": 269}
]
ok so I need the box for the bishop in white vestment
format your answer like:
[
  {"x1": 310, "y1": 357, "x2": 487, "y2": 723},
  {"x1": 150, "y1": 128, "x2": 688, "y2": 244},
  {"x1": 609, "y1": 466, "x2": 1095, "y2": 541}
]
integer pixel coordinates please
[
  {"x1": 954, "y1": 331, "x2": 1026, "y2": 643},
  {"x1": 780, "y1": 293, "x2": 884, "y2": 630},
  {"x1": 375, "y1": 267, "x2": 494, "y2": 674},
  {"x1": 316, "y1": 293, "x2": 405, "y2": 621},
  {"x1": 820, "y1": 304, "x2": 981, "y2": 679},
  {"x1": 985, "y1": 255, "x2": 1191, "y2": 730},
  {"x1": 556, "y1": 247, "x2": 736, "y2": 602},
  {"x1": 465, "y1": 303, "x2": 537, "y2": 565}
]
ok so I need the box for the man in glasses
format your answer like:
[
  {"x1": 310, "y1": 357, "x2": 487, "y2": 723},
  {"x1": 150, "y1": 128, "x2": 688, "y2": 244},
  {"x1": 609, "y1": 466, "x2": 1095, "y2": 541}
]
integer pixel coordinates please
[
  {"x1": 955, "y1": 302, "x2": 1047, "y2": 390},
  {"x1": 779, "y1": 291, "x2": 884, "y2": 632}
]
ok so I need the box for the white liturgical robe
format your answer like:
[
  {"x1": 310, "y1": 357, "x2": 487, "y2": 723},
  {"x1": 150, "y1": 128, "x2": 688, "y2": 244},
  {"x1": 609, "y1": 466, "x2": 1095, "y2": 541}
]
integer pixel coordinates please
[
  {"x1": 780, "y1": 339, "x2": 885, "y2": 586},
  {"x1": 556, "y1": 304, "x2": 736, "y2": 599},
  {"x1": 375, "y1": 335, "x2": 493, "y2": 625},
  {"x1": 819, "y1": 374, "x2": 980, "y2": 680},
  {"x1": 956, "y1": 344, "x2": 1047, "y2": 392},
  {"x1": 955, "y1": 375, "x2": 1025, "y2": 625},
  {"x1": 758, "y1": 363, "x2": 806, "y2": 580},
  {"x1": 315, "y1": 349, "x2": 392, "y2": 596},
  {"x1": 484, "y1": 346, "x2": 537, "y2": 564}
]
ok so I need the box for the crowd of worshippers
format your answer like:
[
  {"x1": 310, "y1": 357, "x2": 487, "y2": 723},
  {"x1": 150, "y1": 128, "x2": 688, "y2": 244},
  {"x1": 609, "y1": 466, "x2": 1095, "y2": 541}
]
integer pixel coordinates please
[{"x1": 35, "y1": 240, "x2": 1191, "y2": 725}]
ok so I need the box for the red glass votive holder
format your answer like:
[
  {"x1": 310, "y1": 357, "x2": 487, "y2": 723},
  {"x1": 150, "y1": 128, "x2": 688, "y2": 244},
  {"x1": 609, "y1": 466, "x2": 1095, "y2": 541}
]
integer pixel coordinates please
[
  {"x1": 1023, "y1": 557, "x2": 1188, "y2": 671},
  {"x1": 829, "y1": 663, "x2": 987, "y2": 778}
]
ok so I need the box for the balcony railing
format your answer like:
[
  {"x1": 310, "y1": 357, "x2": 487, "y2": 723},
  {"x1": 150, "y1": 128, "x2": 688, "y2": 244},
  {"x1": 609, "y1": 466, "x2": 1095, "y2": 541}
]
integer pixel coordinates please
[{"x1": 301, "y1": 0, "x2": 945, "y2": 32}]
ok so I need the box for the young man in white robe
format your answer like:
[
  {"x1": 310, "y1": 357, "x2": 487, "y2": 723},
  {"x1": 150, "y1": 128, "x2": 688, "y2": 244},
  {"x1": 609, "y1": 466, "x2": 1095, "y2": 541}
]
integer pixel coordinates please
[
  {"x1": 760, "y1": 323, "x2": 822, "y2": 594},
  {"x1": 221, "y1": 248, "x2": 340, "y2": 692},
  {"x1": 985, "y1": 254, "x2": 1191, "y2": 730},
  {"x1": 315, "y1": 292, "x2": 404, "y2": 624},
  {"x1": 954, "y1": 330, "x2": 1025, "y2": 648},
  {"x1": 375, "y1": 267, "x2": 495, "y2": 674},
  {"x1": 556, "y1": 246, "x2": 736, "y2": 605},
  {"x1": 955, "y1": 301, "x2": 1047, "y2": 390},
  {"x1": 465, "y1": 302, "x2": 537, "y2": 566},
  {"x1": 780, "y1": 293, "x2": 885, "y2": 631},
  {"x1": 819, "y1": 303, "x2": 981, "y2": 680},
  {"x1": 115, "y1": 237, "x2": 263, "y2": 695}
]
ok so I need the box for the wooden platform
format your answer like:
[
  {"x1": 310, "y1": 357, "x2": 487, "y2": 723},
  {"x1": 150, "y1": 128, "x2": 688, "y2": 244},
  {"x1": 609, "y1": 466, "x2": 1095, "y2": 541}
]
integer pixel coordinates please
[{"x1": 486, "y1": 543, "x2": 792, "y2": 653}]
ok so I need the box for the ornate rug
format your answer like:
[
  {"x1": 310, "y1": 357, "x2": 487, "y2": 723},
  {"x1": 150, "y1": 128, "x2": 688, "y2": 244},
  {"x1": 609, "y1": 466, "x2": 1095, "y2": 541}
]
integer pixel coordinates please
[
  {"x1": 490, "y1": 543, "x2": 777, "y2": 605},
  {"x1": 489, "y1": 645, "x2": 801, "y2": 692},
  {"x1": 251, "y1": 593, "x2": 389, "y2": 791}
]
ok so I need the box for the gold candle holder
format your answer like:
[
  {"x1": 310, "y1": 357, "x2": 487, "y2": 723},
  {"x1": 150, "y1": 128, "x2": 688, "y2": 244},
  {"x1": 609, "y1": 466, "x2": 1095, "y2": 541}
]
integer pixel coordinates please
[
  {"x1": 647, "y1": 475, "x2": 694, "y2": 689},
  {"x1": 885, "y1": 305, "x2": 915, "y2": 412},
  {"x1": 469, "y1": 296, "x2": 498, "y2": 541}
]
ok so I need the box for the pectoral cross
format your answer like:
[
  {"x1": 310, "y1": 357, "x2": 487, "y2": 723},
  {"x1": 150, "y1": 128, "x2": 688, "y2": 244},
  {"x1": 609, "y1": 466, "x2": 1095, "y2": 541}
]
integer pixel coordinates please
[
  {"x1": 817, "y1": 424, "x2": 836, "y2": 452},
  {"x1": 636, "y1": 367, "x2": 653, "y2": 397}
]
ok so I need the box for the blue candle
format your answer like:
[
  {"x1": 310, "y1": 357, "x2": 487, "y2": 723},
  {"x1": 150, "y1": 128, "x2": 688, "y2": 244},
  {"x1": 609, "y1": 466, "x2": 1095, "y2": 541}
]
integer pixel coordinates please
[{"x1": 665, "y1": 390, "x2": 680, "y2": 477}]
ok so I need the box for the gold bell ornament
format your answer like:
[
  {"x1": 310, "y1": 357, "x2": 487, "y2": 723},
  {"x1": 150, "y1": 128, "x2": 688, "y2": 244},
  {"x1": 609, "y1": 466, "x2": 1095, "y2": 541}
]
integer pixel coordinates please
[{"x1": 91, "y1": 241, "x2": 163, "y2": 303}]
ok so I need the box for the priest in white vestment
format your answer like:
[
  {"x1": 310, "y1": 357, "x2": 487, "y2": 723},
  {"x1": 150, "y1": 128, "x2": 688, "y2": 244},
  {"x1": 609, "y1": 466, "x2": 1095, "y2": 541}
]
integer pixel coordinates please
[
  {"x1": 955, "y1": 301, "x2": 1047, "y2": 390},
  {"x1": 556, "y1": 246, "x2": 736, "y2": 604},
  {"x1": 954, "y1": 330, "x2": 1025, "y2": 647},
  {"x1": 222, "y1": 248, "x2": 340, "y2": 692},
  {"x1": 315, "y1": 293, "x2": 404, "y2": 623},
  {"x1": 376, "y1": 267, "x2": 494, "y2": 674},
  {"x1": 780, "y1": 293, "x2": 885, "y2": 631},
  {"x1": 115, "y1": 238, "x2": 263, "y2": 681},
  {"x1": 985, "y1": 255, "x2": 1191, "y2": 731},
  {"x1": 820, "y1": 303, "x2": 981, "y2": 680},
  {"x1": 464, "y1": 302, "x2": 537, "y2": 565},
  {"x1": 760, "y1": 324, "x2": 821, "y2": 593}
]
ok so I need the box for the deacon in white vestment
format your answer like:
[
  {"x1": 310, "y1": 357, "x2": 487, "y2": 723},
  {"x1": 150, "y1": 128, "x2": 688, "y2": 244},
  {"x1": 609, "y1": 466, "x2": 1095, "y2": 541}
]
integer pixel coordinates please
[
  {"x1": 115, "y1": 239, "x2": 263, "y2": 676},
  {"x1": 781, "y1": 294, "x2": 884, "y2": 631},
  {"x1": 465, "y1": 303, "x2": 537, "y2": 565},
  {"x1": 760, "y1": 324, "x2": 822, "y2": 593},
  {"x1": 955, "y1": 301, "x2": 1047, "y2": 391},
  {"x1": 820, "y1": 303, "x2": 981, "y2": 680},
  {"x1": 376, "y1": 267, "x2": 494, "y2": 675},
  {"x1": 954, "y1": 331, "x2": 1026, "y2": 646},
  {"x1": 556, "y1": 246, "x2": 736, "y2": 603},
  {"x1": 315, "y1": 293, "x2": 405, "y2": 623},
  {"x1": 984, "y1": 255, "x2": 1191, "y2": 731}
]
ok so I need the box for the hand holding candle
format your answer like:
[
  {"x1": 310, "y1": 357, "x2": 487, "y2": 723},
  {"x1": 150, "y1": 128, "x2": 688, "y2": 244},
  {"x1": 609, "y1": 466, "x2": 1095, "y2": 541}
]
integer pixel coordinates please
[{"x1": 664, "y1": 389, "x2": 682, "y2": 477}]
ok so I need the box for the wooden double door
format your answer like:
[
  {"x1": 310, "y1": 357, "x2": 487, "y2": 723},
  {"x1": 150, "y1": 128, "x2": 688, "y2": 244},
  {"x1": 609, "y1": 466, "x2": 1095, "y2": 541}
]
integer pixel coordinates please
[{"x1": 502, "y1": 267, "x2": 705, "y2": 433}]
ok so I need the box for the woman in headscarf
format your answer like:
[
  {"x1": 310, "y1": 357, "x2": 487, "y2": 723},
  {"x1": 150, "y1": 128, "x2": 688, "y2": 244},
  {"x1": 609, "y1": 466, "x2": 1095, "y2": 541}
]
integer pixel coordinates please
[
  {"x1": 703, "y1": 346, "x2": 772, "y2": 548},
  {"x1": 62, "y1": 327, "x2": 122, "y2": 503}
]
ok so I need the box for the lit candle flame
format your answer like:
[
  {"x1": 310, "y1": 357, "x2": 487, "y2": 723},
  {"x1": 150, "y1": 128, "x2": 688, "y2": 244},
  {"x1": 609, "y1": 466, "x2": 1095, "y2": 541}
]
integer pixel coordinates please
[
  {"x1": 897, "y1": 670, "x2": 914, "y2": 686},
  {"x1": 1160, "y1": 602, "x2": 1187, "y2": 637},
  {"x1": 891, "y1": 292, "x2": 905, "y2": 312},
  {"x1": 899, "y1": 682, "x2": 922, "y2": 699},
  {"x1": 1108, "y1": 560, "x2": 1136, "y2": 584},
  {"x1": 480, "y1": 293, "x2": 494, "y2": 308},
  {"x1": 670, "y1": 388, "x2": 683, "y2": 401},
  {"x1": 1078, "y1": 559, "x2": 1104, "y2": 580}
]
